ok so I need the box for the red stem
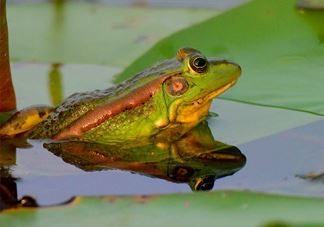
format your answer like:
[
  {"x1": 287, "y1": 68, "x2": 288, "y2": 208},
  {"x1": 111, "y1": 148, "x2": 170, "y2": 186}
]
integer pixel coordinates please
[{"x1": 0, "y1": 0, "x2": 16, "y2": 112}]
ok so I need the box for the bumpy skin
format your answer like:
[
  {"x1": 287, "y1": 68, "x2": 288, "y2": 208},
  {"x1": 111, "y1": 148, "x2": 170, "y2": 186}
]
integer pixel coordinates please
[
  {"x1": 27, "y1": 48, "x2": 241, "y2": 143},
  {"x1": 30, "y1": 59, "x2": 180, "y2": 140}
]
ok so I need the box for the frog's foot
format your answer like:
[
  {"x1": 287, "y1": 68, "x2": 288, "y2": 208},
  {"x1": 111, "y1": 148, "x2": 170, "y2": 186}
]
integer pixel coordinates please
[{"x1": 0, "y1": 105, "x2": 53, "y2": 138}]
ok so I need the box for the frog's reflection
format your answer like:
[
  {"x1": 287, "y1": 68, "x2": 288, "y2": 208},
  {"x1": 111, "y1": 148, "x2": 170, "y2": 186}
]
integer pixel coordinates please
[
  {"x1": 0, "y1": 121, "x2": 246, "y2": 210},
  {"x1": 44, "y1": 121, "x2": 246, "y2": 191}
]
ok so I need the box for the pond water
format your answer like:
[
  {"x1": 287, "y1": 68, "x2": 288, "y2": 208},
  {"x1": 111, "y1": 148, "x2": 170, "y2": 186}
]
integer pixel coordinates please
[{"x1": 1, "y1": 63, "x2": 323, "y2": 207}]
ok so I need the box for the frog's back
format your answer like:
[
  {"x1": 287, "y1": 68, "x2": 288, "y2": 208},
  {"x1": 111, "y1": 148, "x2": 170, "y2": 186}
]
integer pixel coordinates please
[{"x1": 31, "y1": 59, "x2": 181, "y2": 138}]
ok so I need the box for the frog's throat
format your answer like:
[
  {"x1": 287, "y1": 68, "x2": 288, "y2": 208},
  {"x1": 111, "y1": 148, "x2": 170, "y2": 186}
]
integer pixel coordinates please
[
  {"x1": 169, "y1": 78, "x2": 238, "y2": 124},
  {"x1": 54, "y1": 71, "x2": 182, "y2": 140}
]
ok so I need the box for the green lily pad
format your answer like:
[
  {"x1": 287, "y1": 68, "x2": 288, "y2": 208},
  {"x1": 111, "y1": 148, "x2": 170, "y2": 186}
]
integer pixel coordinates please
[
  {"x1": 1, "y1": 191, "x2": 324, "y2": 227},
  {"x1": 116, "y1": 0, "x2": 324, "y2": 116},
  {"x1": 7, "y1": 3, "x2": 218, "y2": 67}
]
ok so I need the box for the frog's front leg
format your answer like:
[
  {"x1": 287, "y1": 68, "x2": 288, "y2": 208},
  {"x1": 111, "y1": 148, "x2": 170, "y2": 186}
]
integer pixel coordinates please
[{"x1": 0, "y1": 105, "x2": 53, "y2": 137}]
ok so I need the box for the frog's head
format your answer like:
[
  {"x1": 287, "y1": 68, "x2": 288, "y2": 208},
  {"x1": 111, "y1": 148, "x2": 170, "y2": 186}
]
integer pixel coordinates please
[{"x1": 163, "y1": 47, "x2": 241, "y2": 125}]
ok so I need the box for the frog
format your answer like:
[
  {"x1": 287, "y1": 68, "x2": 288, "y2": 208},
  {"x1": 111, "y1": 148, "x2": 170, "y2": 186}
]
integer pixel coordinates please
[{"x1": 0, "y1": 47, "x2": 241, "y2": 144}]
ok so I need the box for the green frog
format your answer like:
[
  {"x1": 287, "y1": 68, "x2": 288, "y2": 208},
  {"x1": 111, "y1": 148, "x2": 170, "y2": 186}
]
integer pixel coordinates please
[{"x1": 0, "y1": 48, "x2": 241, "y2": 144}]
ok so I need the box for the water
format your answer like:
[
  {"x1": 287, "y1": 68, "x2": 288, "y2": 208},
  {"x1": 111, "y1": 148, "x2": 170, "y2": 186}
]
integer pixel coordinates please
[
  {"x1": 218, "y1": 120, "x2": 324, "y2": 197},
  {"x1": 9, "y1": 119, "x2": 324, "y2": 205}
]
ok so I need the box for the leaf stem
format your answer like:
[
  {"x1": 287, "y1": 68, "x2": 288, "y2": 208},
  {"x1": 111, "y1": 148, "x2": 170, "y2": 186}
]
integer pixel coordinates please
[{"x1": 0, "y1": 0, "x2": 16, "y2": 112}]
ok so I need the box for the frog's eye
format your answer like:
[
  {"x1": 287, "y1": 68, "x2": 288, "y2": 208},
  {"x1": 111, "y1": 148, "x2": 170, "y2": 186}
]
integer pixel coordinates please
[
  {"x1": 189, "y1": 55, "x2": 208, "y2": 73},
  {"x1": 165, "y1": 77, "x2": 189, "y2": 96}
]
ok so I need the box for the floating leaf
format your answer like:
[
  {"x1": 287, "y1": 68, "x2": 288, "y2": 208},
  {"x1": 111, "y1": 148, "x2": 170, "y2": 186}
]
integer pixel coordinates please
[
  {"x1": 1, "y1": 191, "x2": 324, "y2": 227},
  {"x1": 7, "y1": 3, "x2": 218, "y2": 67}
]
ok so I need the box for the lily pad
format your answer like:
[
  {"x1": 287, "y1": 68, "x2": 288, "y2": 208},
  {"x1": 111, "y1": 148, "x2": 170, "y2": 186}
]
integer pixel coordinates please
[
  {"x1": 7, "y1": 2, "x2": 218, "y2": 67},
  {"x1": 1, "y1": 191, "x2": 324, "y2": 227},
  {"x1": 116, "y1": 0, "x2": 324, "y2": 116}
]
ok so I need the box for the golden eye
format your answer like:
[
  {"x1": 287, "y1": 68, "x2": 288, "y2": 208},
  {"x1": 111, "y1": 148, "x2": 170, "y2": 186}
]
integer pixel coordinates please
[
  {"x1": 165, "y1": 77, "x2": 189, "y2": 96},
  {"x1": 189, "y1": 55, "x2": 208, "y2": 73}
]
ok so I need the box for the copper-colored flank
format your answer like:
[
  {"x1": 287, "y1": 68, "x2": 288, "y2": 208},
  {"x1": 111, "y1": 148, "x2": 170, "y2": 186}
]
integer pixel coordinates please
[
  {"x1": 0, "y1": 0, "x2": 16, "y2": 112},
  {"x1": 54, "y1": 71, "x2": 181, "y2": 140}
]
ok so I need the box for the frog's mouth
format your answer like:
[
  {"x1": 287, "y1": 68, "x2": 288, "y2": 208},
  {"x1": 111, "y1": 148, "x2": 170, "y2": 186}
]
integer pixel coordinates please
[{"x1": 194, "y1": 78, "x2": 239, "y2": 105}]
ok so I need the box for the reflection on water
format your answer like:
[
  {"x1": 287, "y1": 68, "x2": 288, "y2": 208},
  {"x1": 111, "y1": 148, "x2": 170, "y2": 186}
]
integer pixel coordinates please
[
  {"x1": 0, "y1": 121, "x2": 246, "y2": 209},
  {"x1": 44, "y1": 121, "x2": 246, "y2": 191},
  {"x1": 0, "y1": 168, "x2": 18, "y2": 210},
  {"x1": 297, "y1": 172, "x2": 324, "y2": 183},
  {"x1": 0, "y1": 144, "x2": 38, "y2": 210},
  {"x1": 0, "y1": 167, "x2": 39, "y2": 210}
]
